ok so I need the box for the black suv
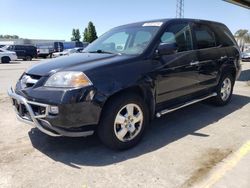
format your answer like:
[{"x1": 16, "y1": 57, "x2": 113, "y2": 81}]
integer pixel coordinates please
[
  {"x1": 7, "y1": 45, "x2": 37, "y2": 61},
  {"x1": 8, "y1": 19, "x2": 241, "y2": 150}
]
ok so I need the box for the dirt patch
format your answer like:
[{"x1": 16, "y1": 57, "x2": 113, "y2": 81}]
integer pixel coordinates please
[
  {"x1": 0, "y1": 94, "x2": 9, "y2": 103},
  {"x1": 0, "y1": 142, "x2": 34, "y2": 164},
  {"x1": 181, "y1": 148, "x2": 232, "y2": 188}
]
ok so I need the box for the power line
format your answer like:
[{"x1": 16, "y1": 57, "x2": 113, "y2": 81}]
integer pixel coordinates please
[{"x1": 176, "y1": 0, "x2": 184, "y2": 18}]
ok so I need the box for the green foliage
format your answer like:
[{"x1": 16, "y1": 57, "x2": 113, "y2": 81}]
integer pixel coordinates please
[
  {"x1": 71, "y1": 28, "x2": 81, "y2": 42},
  {"x1": 0, "y1": 35, "x2": 19, "y2": 39},
  {"x1": 83, "y1": 28, "x2": 89, "y2": 42},
  {"x1": 83, "y1": 22, "x2": 98, "y2": 43},
  {"x1": 235, "y1": 29, "x2": 250, "y2": 51}
]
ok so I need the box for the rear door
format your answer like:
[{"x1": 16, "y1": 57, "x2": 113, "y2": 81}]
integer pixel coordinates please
[
  {"x1": 192, "y1": 23, "x2": 226, "y2": 90},
  {"x1": 14, "y1": 46, "x2": 25, "y2": 58}
]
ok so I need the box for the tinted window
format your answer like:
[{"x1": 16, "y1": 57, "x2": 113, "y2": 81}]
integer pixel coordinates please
[
  {"x1": 214, "y1": 25, "x2": 235, "y2": 47},
  {"x1": 161, "y1": 23, "x2": 193, "y2": 52},
  {"x1": 15, "y1": 46, "x2": 21, "y2": 50},
  {"x1": 194, "y1": 24, "x2": 216, "y2": 49}
]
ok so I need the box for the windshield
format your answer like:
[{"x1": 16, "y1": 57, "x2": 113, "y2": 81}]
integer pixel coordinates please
[
  {"x1": 2, "y1": 45, "x2": 9, "y2": 50},
  {"x1": 84, "y1": 25, "x2": 160, "y2": 55}
]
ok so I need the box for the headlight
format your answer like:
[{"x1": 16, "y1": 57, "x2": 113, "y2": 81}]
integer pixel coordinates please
[{"x1": 44, "y1": 71, "x2": 92, "y2": 88}]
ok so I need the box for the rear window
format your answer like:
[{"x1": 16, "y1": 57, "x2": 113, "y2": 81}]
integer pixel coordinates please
[
  {"x1": 194, "y1": 24, "x2": 216, "y2": 49},
  {"x1": 215, "y1": 25, "x2": 236, "y2": 47}
]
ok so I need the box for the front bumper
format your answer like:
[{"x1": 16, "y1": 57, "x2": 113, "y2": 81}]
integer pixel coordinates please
[
  {"x1": 11, "y1": 55, "x2": 18, "y2": 61},
  {"x1": 8, "y1": 87, "x2": 95, "y2": 137},
  {"x1": 242, "y1": 57, "x2": 250, "y2": 61}
]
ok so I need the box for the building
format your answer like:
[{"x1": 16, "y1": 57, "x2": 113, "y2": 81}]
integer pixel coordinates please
[
  {"x1": 223, "y1": 0, "x2": 250, "y2": 9},
  {"x1": 0, "y1": 38, "x2": 65, "y2": 46}
]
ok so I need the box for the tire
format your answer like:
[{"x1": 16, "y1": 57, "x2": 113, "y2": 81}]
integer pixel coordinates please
[
  {"x1": 211, "y1": 73, "x2": 234, "y2": 106},
  {"x1": 25, "y1": 56, "x2": 32, "y2": 61},
  {"x1": 98, "y1": 93, "x2": 149, "y2": 150},
  {"x1": 1, "y1": 56, "x2": 11, "y2": 64}
]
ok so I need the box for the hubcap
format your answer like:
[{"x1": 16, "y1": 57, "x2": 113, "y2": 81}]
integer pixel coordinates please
[
  {"x1": 220, "y1": 78, "x2": 232, "y2": 101},
  {"x1": 114, "y1": 103, "x2": 143, "y2": 142}
]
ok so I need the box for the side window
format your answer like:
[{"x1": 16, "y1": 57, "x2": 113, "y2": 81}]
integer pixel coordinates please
[
  {"x1": 194, "y1": 25, "x2": 216, "y2": 49},
  {"x1": 160, "y1": 23, "x2": 193, "y2": 52},
  {"x1": 8, "y1": 45, "x2": 13, "y2": 50}
]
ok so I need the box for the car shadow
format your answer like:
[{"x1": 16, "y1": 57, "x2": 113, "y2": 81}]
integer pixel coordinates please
[
  {"x1": 9, "y1": 61, "x2": 21, "y2": 64},
  {"x1": 28, "y1": 94, "x2": 250, "y2": 168},
  {"x1": 238, "y1": 69, "x2": 250, "y2": 81}
]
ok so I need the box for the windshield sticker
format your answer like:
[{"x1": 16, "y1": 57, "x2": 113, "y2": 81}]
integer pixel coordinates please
[{"x1": 142, "y1": 22, "x2": 163, "y2": 27}]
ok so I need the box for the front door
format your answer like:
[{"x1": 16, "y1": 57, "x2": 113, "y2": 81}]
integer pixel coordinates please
[{"x1": 155, "y1": 22, "x2": 200, "y2": 104}]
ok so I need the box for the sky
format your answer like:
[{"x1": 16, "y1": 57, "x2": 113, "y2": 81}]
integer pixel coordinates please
[{"x1": 1, "y1": 0, "x2": 250, "y2": 41}]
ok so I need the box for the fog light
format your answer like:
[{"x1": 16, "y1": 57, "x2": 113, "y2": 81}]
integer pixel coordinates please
[{"x1": 49, "y1": 106, "x2": 59, "y2": 114}]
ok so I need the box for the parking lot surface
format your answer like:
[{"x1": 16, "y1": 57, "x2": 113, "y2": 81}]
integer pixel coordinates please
[{"x1": 0, "y1": 60, "x2": 250, "y2": 188}]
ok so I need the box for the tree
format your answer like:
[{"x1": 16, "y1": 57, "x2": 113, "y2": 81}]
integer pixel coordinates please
[
  {"x1": 0, "y1": 34, "x2": 19, "y2": 39},
  {"x1": 83, "y1": 21, "x2": 98, "y2": 43},
  {"x1": 235, "y1": 29, "x2": 250, "y2": 51},
  {"x1": 71, "y1": 29, "x2": 76, "y2": 41},
  {"x1": 83, "y1": 28, "x2": 89, "y2": 42},
  {"x1": 71, "y1": 28, "x2": 81, "y2": 42}
]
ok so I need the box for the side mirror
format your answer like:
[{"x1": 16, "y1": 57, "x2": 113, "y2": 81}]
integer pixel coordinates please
[{"x1": 156, "y1": 43, "x2": 178, "y2": 56}]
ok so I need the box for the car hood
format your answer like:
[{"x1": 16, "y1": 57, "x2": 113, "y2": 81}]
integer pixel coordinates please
[{"x1": 26, "y1": 53, "x2": 134, "y2": 76}]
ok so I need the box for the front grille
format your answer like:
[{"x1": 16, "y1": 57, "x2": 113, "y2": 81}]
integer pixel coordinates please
[
  {"x1": 12, "y1": 99, "x2": 32, "y2": 121},
  {"x1": 21, "y1": 74, "x2": 41, "y2": 88},
  {"x1": 12, "y1": 98, "x2": 47, "y2": 119},
  {"x1": 30, "y1": 104, "x2": 46, "y2": 117}
]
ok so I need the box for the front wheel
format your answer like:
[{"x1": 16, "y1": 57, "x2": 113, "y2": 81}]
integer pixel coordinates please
[
  {"x1": 98, "y1": 94, "x2": 149, "y2": 150},
  {"x1": 211, "y1": 73, "x2": 234, "y2": 106},
  {"x1": 1, "y1": 56, "x2": 11, "y2": 63}
]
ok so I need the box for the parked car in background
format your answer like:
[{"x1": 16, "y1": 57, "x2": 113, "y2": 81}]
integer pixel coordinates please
[
  {"x1": 8, "y1": 19, "x2": 241, "y2": 150},
  {"x1": 63, "y1": 41, "x2": 89, "y2": 50},
  {"x1": 4, "y1": 45, "x2": 37, "y2": 61},
  {"x1": 52, "y1": 47, "x2": 83, "y2": 58},
  {"x1": 37, "y1": 42, "x2": 63, "y2": 58},
  {"x1": 0, "y1": 48, "x2": 17, "y2": 63},
  {"x1": 242, "y1": 51, "x2": 250, "y2": 61}
]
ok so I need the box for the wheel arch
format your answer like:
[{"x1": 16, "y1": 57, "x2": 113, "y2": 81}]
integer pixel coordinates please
[
  {"x1": 99, "y1": 85, "x2": 156, "y2": 123},
  {"x1": 1, "y1": 56, "x2": 11, "y2": 63},
  {"x1": 220, "y1": 64, "x2": 237, "y2": 82}
]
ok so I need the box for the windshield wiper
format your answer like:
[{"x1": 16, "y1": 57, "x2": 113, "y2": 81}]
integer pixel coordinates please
[{"x1": 88, "y1": 50, "x2": 115, "y2": 54}]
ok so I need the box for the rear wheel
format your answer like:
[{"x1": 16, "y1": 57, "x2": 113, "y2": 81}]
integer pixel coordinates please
[
  {"x1": 24, "y1": 56, "x2": 32, "y2": 61},
  {"x1": 98, "y1": 93, "x2": 149, "y2": 150},
  {"x1": 1, "y1": 56, "x2": 11, "y2": 64},
  {"x1": 211, "y1": 73, "x2": 234, "y2": 106}
]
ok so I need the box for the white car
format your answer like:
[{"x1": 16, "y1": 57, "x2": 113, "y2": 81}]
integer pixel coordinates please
[
  {"x1": 242, "y1": 51, "x2": 250, "y2": 62},
  {"x1": 52, "y1": 48, "x2": 83, "y2": 58},
  {"x1": 0, "y1": 48, "x2": 17, "y2": 63}
]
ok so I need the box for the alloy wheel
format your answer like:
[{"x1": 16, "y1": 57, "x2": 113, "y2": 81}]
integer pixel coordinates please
[
  {"x1": 114, "y1": 103, "x2": 143, "y2": 142},
  {"x1": 220, "y1": 77, "x2": 232, "y2": 101}
]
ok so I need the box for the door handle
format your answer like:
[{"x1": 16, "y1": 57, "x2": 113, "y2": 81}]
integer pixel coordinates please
[
  {"x1": 190, "y1": 61, "x2": 200, "y2": 66},
  {"x1": 220, "y1": 56, "x2": 228, "y2": 60}
]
